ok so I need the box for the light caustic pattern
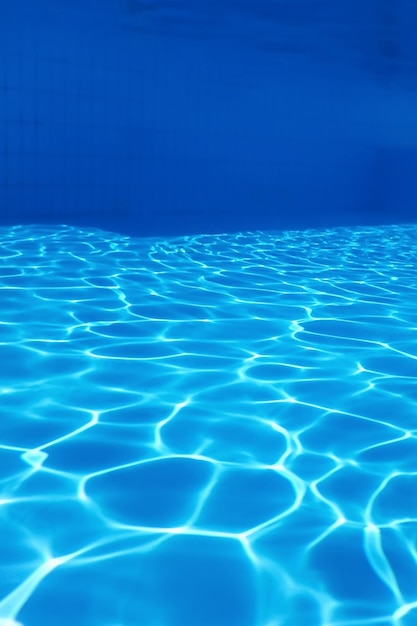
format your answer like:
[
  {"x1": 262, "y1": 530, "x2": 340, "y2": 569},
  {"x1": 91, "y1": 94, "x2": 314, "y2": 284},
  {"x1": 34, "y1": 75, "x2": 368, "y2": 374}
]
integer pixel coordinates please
[{"x1": 0, "y1": 223, "x2": 417, "y2": 626}]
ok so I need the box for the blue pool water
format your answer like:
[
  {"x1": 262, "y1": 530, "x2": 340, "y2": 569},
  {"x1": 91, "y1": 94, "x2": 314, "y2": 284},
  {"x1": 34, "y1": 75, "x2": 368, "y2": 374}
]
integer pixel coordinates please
[{"x1": 1, "y1": 222, "x2": 417, "y2": 626}]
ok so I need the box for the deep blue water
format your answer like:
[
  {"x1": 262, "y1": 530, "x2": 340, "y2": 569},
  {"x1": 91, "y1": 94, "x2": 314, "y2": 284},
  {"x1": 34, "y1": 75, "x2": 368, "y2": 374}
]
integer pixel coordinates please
[
  {"x1": 1, "y1": 0, "x2": 417, "y2": 235},
  {"x1": 1, "y1": 223, "x2": 417, "y2": 626}
]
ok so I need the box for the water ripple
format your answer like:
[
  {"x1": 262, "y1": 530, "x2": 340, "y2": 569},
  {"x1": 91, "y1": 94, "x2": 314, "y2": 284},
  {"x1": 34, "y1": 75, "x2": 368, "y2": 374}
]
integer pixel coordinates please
[{"x1": 0, "y1": 223, "x2": 416, "y2": 626}]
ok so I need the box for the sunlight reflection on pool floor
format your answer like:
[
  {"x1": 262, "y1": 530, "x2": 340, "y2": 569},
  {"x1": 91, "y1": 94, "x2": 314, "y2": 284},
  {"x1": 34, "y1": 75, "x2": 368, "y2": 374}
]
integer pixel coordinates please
[{"x1": 0, "y1": 223, "x2": 417, "y2": 626}]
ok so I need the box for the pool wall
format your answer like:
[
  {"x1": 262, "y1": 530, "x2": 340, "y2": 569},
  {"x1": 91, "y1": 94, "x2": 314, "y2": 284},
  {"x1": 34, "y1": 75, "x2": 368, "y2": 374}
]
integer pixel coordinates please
[{"x1": 1, "y1": 0, "x2": 417, "y2": 236}]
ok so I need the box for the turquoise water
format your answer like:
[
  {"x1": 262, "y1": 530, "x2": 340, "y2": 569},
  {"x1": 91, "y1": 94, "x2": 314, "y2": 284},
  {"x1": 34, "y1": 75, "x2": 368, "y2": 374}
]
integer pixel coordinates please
[{"x1": 0, "y1": 223, "x2": 417, "y2": 626}]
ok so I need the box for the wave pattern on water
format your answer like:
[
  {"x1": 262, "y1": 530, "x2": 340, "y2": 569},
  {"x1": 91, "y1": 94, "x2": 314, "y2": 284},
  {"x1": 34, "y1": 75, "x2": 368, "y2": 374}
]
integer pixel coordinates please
[{"x1": 0, "y1": 223, "x2": 417, "y2": 626}]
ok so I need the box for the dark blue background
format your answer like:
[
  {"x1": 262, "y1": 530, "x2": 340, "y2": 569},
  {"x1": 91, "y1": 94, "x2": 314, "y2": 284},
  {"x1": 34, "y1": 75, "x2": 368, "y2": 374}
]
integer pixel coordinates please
[{"x1": 1, "y1": 0, "x2": 417, "y2": 237}]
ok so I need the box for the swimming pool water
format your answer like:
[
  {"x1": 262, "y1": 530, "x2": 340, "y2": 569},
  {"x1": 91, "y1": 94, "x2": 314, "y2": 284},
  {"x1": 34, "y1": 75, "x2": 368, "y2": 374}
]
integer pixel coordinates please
[{"x1": 0, "y1": 223, "x2": 416, "y2": 626}]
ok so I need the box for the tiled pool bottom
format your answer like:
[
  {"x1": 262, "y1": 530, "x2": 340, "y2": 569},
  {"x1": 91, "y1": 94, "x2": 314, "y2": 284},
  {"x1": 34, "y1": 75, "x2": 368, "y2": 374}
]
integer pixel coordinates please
[{"x1": 0, "y1": 223, "x2": 417, "y2": 626}]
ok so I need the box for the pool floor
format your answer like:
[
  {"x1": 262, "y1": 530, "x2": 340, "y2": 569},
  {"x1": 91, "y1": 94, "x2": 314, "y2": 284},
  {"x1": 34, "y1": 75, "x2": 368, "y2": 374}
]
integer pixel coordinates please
[{"x1": 0, "y1": 223, "x2": 416, "y2": 626}]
